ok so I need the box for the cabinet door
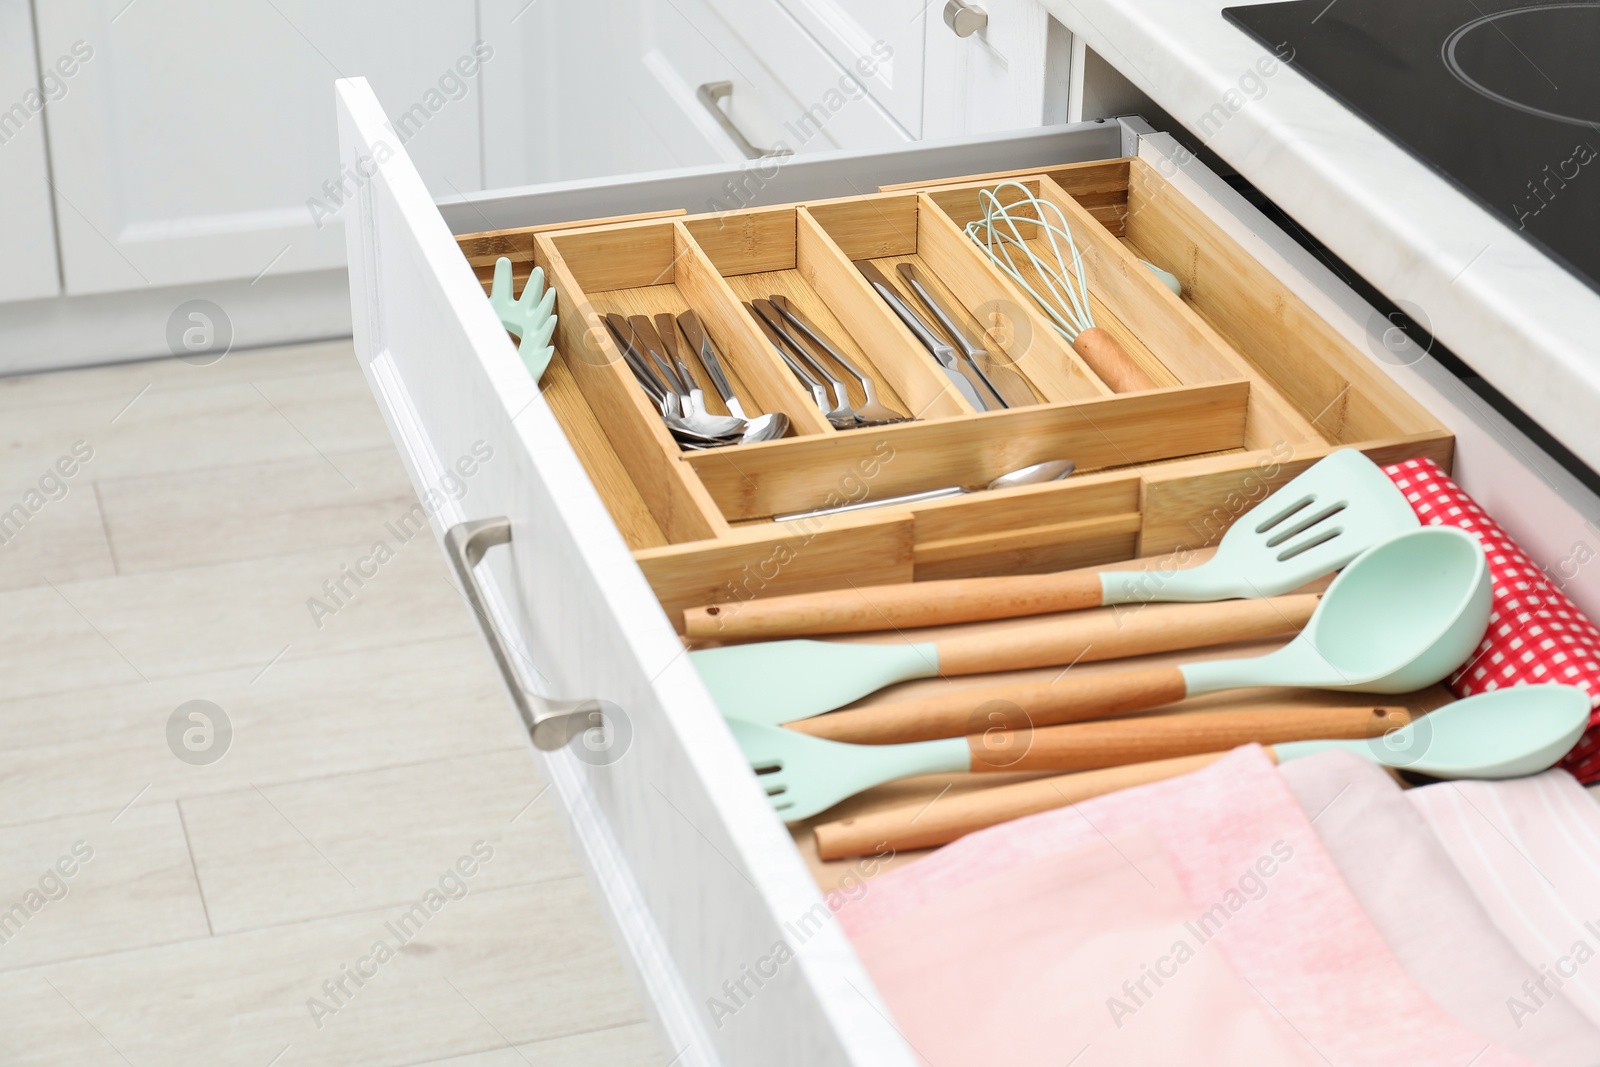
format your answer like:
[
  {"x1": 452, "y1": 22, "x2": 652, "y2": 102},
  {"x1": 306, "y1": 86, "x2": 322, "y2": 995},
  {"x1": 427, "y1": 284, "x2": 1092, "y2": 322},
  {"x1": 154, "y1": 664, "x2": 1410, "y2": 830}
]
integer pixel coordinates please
[
  {"x1": 922, "y1": 0, "x2": 1068, "y2": 139},
  {"x1": 35, "y1": 1, "x2": 484, "y2": 294},
  {"x1": 763, "y1": 0, "x2": 927, "y2": 136},
  {"x1": 0, "y1": 0, "x2": 61, "y2": 302}
]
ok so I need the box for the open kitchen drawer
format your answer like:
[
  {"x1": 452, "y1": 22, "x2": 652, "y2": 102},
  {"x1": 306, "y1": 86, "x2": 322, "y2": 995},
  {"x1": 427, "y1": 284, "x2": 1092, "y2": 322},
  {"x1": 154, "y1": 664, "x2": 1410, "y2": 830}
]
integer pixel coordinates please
[{"x1": 336, "y1": 77, "x2": 1600, "y2": 1066}]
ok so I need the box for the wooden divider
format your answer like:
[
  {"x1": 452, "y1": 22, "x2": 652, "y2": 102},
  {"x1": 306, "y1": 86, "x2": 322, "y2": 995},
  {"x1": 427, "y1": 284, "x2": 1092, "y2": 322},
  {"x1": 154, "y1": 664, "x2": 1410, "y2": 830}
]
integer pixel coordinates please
[
  {"x1": 794, "y1": 208, "x2": 974, "y2": 420},
  {"x1": 458, "y1": 208, "x2": 689, "y2": 291},
  {"x1": 881, "y1": 158, "x2": 1132, "y2": 236},
  {"x1": 533, "y1": 228, "x2": 727, "y2": 544},
  {"x1": 1029, "y1": 174, "x2": 1325, "y2": 450},
  {"x1": 669, "y1": 222, "x2": 835, "y2": 435},
  {"x1": 905, "y1": 472, "x2": 1144, "y2": 579},
  {"x1": 1121, "y1": 158, "x2": 1446, "y2": 445},
  {"x1": 634, "y1": 509, "x2": 916, "y2": 632},
  {"x1": 684, "y1": 380, "x2": 1251, "y2": 521}
]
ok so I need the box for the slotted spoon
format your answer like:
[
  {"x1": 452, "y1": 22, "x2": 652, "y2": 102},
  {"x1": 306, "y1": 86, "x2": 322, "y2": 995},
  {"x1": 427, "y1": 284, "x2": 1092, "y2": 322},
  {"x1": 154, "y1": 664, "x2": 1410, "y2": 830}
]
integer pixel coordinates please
[{"x1": 684, "y1": 448, "x2": 1420, "y2": 639}]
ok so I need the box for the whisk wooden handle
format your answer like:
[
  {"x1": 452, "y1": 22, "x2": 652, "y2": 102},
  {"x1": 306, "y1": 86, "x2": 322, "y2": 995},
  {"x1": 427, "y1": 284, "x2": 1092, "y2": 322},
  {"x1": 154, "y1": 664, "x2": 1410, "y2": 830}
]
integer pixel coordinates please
[
  {"x1": 814, "y1": 752, "x2": 1229, "y2": 860},
  {"x1": 1073, "y1": 327, "x2": 1156, "y2": 392}
]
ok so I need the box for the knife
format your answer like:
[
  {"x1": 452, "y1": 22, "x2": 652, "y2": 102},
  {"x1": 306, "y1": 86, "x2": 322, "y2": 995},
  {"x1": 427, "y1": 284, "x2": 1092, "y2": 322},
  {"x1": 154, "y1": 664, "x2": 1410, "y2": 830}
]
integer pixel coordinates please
[
  {"x1": 895, "y1": 261, "x2": 1020, "y2": 408},
  {"x1": 855, "y1": 261, "x2": 1001, "y2": 411}
]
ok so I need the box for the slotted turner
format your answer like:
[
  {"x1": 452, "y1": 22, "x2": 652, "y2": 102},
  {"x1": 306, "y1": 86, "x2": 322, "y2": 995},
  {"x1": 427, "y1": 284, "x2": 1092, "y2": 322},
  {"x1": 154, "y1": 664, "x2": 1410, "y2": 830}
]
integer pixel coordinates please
[
  {"x1": 730, "y1": 704, "x2": 1411, "y2": 822},
  {"x1": 684, "y1": 449, "x2": 1420, "y2": 639}
]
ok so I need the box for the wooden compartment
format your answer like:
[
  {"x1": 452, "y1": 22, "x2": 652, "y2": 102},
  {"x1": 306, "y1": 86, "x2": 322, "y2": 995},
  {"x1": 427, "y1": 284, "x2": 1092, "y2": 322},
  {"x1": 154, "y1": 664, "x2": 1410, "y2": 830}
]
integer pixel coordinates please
[
  {"x1": 453, "y1": 156, "x2": 1453, "y2": 624},
  {"x1": 804, "y1": 191, "x2": 1100, "y2": 405},
  {"x1": 681, "y1": 206, "x2": 973, "y2": 423}
]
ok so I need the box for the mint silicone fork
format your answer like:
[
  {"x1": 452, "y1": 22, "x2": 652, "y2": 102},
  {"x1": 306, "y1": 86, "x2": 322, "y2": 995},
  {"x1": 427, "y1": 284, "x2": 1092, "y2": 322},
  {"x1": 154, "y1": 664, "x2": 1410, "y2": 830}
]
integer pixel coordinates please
[
  {"x1": 684, "y1": 448, "x2": 1422, "y2": 640},
  {"x1": 489, "y1": 257, "x2": 557, "y2": 381}
]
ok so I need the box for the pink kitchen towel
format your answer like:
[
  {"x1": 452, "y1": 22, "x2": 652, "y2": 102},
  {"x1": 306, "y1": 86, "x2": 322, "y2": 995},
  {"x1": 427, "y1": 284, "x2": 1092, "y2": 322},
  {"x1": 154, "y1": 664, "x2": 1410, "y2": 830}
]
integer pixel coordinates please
[
  {"x1": 1408, "y1": 770, "x2": 1600, "y2": 1032},
  {"x1": 834, "y1": 746, "x2": 1530, "y2": 1067},
  {"x1": 850, "y1": 826, "x2": 1323, "y2": 1066},
  {"x1": 1280, "y1": 750, "x2": 1600, "y2": 1066},
  {"x1": 1383, "y1": 458, "x2": 1600, "y2": 781}
]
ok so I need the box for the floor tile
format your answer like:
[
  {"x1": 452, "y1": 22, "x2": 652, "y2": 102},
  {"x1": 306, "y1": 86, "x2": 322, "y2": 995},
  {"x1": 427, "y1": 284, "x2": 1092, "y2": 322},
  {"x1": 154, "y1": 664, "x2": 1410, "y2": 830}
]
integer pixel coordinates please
[
  {"x1": 0, "y1": 802, "x2": 208, "y2": 972},
  {"x1": 96, "y1": 448, "x2": 416, "y2": 575},
  {"x1": 0, "y1": 537, "x2": 473, "y2": 686},
  {"x1": 0, "y1": 636, "x2": 524, "y2": 825},
  {"x1": 1, "y1": 880, "x2": 644, "y2": 1067},
  {"x1": 409, "y1": 1022, "x2": 667, "y2": 1066},
  {"x1": 0, "y1": 342, "x2": 360, "y2": 413},
  {"x1": 0, "y1": 479, "x2": 115, "y2": 590},
  {"x1": 182, "y1": 750, "x2": 579, "y2": 934}
]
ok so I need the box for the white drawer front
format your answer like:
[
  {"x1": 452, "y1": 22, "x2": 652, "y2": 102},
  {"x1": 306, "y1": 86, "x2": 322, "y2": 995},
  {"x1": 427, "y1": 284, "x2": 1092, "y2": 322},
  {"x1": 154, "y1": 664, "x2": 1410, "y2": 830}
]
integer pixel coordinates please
[{"x1": 339, "y1": 82, "x2": 1600, "y2": 1067}]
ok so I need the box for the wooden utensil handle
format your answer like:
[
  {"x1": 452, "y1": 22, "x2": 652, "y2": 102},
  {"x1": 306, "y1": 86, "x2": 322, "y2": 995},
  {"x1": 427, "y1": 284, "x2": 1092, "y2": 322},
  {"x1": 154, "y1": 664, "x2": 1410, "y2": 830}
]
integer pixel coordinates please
[
  {"x1": 935, "y1": 595, "x2": 1316, "y2": 676},
  {"x1": 814, "y1": 753, "x2": 1225, "y2": 861},
  {"x1": 1072, "y1": 327, "x2": 1157, "y2": 392},
  {"x1": 683, "y1": 569, "x2": 1107, "y2": 639},
  {"x1": 965, "y1": 705, "x2": 1408, "y2": 772},
  {"x1": 790, "y1": 666, "x2": 1190, "y2": 745}
]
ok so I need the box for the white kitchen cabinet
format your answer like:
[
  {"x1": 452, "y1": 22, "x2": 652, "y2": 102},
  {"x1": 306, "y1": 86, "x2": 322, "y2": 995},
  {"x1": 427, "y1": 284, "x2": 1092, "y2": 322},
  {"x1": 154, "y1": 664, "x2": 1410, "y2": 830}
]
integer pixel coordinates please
[
  {"x1": 0, "y1": 0, "x2": 62, "y2": 302},
  {"x1": 479, "y1": 0, "x2": 912, "y2": 190},
  {"x1": 923, "y1": 0, "x2": 1075, "y2": 138},
  {"x1": 33, "y1": 0, "x2": 487, "y2": 293},
  {"x1": 337, "y1": 74, "x2": 1600, "y2": 1066},
  {"x1": 759, "y1": 0, "x2": 928, "y2": 136}
]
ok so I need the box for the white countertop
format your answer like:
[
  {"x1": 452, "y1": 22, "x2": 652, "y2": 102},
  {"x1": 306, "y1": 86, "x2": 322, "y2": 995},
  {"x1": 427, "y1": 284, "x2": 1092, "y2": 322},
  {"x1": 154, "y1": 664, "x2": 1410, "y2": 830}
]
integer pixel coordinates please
[{"x1": 1045, "y1": 0, "x2": 1600, "y2": 474}]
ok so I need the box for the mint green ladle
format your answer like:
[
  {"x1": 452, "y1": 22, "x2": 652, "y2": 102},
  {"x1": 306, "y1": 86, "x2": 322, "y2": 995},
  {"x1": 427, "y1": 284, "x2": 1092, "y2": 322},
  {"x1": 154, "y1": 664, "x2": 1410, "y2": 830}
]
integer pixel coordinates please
[{"x1": 1276, "y1": 684, "x2": 1591, "y2": 778}]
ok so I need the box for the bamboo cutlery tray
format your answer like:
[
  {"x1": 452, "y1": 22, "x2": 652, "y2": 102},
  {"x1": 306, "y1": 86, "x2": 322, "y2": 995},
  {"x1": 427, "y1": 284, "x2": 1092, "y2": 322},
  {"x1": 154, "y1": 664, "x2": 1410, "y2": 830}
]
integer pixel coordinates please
[{"x1": 457, "y1": 157, "x2": 1453, "y2": 626}]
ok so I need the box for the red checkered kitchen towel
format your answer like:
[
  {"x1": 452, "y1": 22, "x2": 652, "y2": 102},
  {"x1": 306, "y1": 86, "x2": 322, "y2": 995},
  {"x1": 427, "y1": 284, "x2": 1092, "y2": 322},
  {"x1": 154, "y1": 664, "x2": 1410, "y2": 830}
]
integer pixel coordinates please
[{"x1": 1384, "y1": 458, "x2": 1600, "y2": 782}]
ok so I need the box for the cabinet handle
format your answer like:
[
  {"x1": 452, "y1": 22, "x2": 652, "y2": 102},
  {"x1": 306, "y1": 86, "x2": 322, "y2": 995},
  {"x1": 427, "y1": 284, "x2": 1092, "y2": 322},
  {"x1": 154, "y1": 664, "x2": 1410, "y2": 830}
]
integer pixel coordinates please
[
  {"x1": 943, "y1": 0, "x2": 988, "y2": 37},
  {"x1": 445, "y1": 518, "x2": 605, "y2": 751},
  {"x1": 696, "y1": 81, "x2": 792, "y2": 160}
]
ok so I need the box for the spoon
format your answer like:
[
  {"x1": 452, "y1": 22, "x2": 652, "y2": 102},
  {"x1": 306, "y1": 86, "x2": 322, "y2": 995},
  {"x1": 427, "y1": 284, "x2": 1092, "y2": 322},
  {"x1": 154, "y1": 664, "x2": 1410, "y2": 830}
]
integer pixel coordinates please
[
  {"x1": 1274, "y1": 684, "x2": 1591, "y2": 779},
  {"x1": 746, "y1": 526, "x2": 1490, "y2": 736},
  {"x1": 670, "y1": 311, "x2": 789, "y2": 445},
  {"x1": 772, "y1": 459, "x2": 1075, "y2": 522}
]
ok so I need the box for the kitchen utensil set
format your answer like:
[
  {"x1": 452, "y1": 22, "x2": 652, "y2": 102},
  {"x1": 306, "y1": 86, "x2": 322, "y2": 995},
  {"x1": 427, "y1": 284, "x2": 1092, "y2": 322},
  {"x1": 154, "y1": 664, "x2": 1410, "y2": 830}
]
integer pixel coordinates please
[
  {"x1": 489, "y1": 257, "x2": 558, "y2": 381},
  {"x1": 690, "y1": 442, "x2": 1587, "y2": 824},
  {"x1": 965, "y1": 181, "x2": 1157, "y2": 393},
  {"x1": 604, "y1": 311, "x2": 789, "y2": 449}
]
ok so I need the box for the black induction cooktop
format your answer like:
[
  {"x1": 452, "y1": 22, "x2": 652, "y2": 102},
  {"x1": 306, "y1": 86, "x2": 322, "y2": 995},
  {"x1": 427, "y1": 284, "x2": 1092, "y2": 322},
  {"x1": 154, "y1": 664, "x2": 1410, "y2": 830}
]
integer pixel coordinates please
[{"x1": 1224, "y1": 0, "x2": 1600, "y2": 294}]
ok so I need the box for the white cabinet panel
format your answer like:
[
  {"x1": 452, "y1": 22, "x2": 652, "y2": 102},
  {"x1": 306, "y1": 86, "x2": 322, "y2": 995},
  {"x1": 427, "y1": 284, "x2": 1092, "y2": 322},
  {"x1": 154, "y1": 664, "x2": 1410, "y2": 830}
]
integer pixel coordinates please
[
  {"x1": 923, "y1": 0, "x2": 1070, "y2": 138},
  {"x1": 0, "y1": 0, "x2": 61, "y2": 302},
  {"x1": 479, "y1": 0, "x2": 909, "y2": 190},
  {"x1": 35, "y1": 0, "x2": 485, "y2": 293},
  {"x1": 762, "y1": 0, "x2": 927, "y2": 135}
]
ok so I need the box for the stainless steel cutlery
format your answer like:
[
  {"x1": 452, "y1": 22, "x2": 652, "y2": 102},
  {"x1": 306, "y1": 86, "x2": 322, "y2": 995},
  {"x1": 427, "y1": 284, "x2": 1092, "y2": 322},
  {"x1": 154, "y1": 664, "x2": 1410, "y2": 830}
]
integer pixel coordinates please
[
  {"x1": 604, "y1": 312, "x2": 787, "y2": 448},
  {"x1": 856, "y1": 261, "x2": 1003, "y2": 410}
]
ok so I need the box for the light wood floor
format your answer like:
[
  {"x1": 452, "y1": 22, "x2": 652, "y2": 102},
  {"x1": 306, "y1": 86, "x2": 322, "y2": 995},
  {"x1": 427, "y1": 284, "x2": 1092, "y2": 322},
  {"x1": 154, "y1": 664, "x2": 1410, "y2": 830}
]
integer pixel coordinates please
[{"x1": 0, "y1": 340, "x2": 663, "y2": 1065}]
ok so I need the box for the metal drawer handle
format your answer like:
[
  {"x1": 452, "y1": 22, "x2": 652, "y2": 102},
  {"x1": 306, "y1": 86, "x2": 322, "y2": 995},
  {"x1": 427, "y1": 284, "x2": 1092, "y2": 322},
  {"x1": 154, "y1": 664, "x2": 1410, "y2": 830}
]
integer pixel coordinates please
[
  {"x1": 943, "y1": 0, "x2": 988, "y2": 37},
  {"x1": 445, "y1": 518, "x2": 605, "y2": 751},
  {"x1": 696, "y1": 81, "x2": 792, "y2": 160}
]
